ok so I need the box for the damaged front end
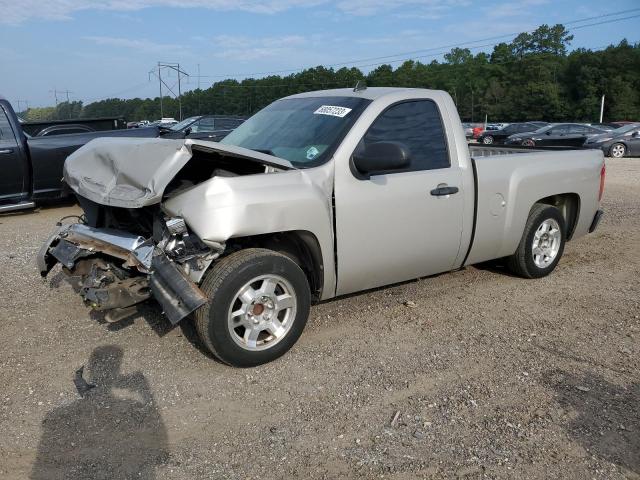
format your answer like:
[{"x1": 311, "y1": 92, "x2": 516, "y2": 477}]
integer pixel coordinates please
[{"x1": 38, "y1": 216, "x2": 221, "y2": 324}]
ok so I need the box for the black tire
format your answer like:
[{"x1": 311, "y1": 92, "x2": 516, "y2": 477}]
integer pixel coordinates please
[
  {"x1": 194, "y1": 248, "x2": 310, "y2": 367},
  {"x1": 507, "y1": 204, "x2": 566, "y2": 279},
  {"x1": 522, "y1": 139, "x2": 536, "y2": 147},
  {"x1": 482, "y1": 136, "x2": 494, "y2": 145},
  {"x1": 609, "y1": 142, "x2": 626, "y2": 158}
]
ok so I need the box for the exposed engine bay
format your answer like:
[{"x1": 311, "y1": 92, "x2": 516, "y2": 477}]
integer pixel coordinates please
[{"x1": 38, "y1": 138, "x2": 291, "y2": 323}]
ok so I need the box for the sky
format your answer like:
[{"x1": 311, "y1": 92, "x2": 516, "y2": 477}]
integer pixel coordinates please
[{"x1": 1, "y1": 0, "x2": 639, "y2": 108}]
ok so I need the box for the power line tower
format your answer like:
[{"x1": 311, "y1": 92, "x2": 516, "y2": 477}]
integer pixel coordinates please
[
  {"x1": 49, "y1": 88, "x2": 73, "y2": 105},
  {"x1": 148, "y1": 62, "x2": 189, "y2": 120},
  {"x1": 15, "y1": 100, "x2": 30, "y2": 114}
]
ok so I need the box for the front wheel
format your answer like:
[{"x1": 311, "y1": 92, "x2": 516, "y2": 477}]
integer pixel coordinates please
[
  {"x1": 609, "y1": 143, "x2": 626, "y2": 158},
  {"x1": 482, "y1": 136, "x2": 494, "y2": 145},
  {"x1": 507, "y1": 204, "x2": 566, "y2": 278},
  {"x1": 194, "y1": 248, "x2": 310, "y2": 367}
]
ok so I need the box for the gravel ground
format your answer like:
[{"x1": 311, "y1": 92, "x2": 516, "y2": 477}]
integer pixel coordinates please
[{"x1": 0, "y1": 158, "x2": 638, "y2": 480}]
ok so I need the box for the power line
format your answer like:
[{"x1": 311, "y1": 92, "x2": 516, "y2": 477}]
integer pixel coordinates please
[
  {"x1": 195, "y1": 8, "x2": 640, "y2": 79},
  {"x1": 77, "y1": 8, "x2": 639, "y2": 104}
]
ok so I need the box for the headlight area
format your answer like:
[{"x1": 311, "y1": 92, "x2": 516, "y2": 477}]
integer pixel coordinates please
[{"x1": 37, "y1": 217, "x2": 223, "y2": 324}]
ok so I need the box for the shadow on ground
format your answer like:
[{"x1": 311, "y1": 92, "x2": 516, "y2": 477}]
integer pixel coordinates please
[
  {"x1": 30, "y1": 345, "x2": 169, "y2": 480},
  {"x1": 544, "y1": 369, "x2": 639, "y2": 474}
]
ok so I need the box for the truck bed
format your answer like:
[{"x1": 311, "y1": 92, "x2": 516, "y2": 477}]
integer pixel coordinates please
[
  {"x1": 464, "y1": 147, "x2": 604, "y2": 267},
  {"x1": 469, "y1": 144, "x2": 587, "y2": 157}
]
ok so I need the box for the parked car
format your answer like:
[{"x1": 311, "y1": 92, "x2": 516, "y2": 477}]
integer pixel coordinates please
[
  {"x1": 0, "y1": 97, "x2": 159, "y2": 213},
  {"x1": 485, "y1": 123, "x2": 509, "y2": 131},
  {"x1": 160, "y1": 115, "x2": 245, "y2": 141},
  {"x1": 472, "y1": 126, "x2": 484, "y2": 139},
  {"x1": 462, "y1": 123, "x2": 474, "y2": 138},
  {"x1": 38, "y1": 87, "x2": 605, "y2": 367},
  {"x1": 505, "y1": 123, "x2": 606, "y2": 147},
  {"x1": 21, "y1": 117, "x2": 126, "y2": 137},
  {"x1": 478, "y1": 122, "x2": 547, "y2": 145},
  {"x1": 583, "y1": 123, "x2": 640, "y2": 158}
]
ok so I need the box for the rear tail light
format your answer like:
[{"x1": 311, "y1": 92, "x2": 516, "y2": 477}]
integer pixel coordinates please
[{"x1": 598, "y1": 164, "x2": 606, "y2": 201}]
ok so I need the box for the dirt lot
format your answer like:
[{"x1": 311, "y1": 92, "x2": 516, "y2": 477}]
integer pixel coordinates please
[{"x1": 0, "y1": 158, "x2": 638, "y2": 480}]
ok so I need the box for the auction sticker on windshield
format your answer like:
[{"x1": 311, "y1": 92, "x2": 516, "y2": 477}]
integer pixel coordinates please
[{"x1": 314, "y1": 105, "x2": 352, "y2": 117}]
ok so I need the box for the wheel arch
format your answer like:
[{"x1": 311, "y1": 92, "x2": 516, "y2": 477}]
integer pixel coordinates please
[
  {"x1": 224, "y1": 230, "x2": 325, "y2": 302},
  {"x1": 533, "y1": 192, "x2": 581, "y2": 240}
]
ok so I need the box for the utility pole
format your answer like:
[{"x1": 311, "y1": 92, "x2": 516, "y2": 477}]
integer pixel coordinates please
[
  {"x1": 599, "y1": 94, "x2": 605, "y2": 123},
  {"x1": 149, "y1": 62, "x2": 189, "y2": 120},
  {"x1": 471, "y1": 89, "x2": 474, "y2": 123}
]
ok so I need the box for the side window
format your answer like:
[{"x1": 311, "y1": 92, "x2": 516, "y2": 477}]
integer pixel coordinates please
[
  {"x1": 551, "y1": 125, "x2": 569, "y2": 135},
  {"x1": 192, "y1": 117, "x2": 215, "y2": 133},
  {"x1": 0, "y1": 108, "x2": 18, "y2": 146},
  {"x1": 361, "y1": 100, "x2": 449, "y2": 172}
]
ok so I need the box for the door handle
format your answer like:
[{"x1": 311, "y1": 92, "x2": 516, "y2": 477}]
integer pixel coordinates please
[
  {"x1": 430, "y1": 186, "x2": 459, "y2": 196},
  {"x1": 0, "y1": 148, "x2": 14, "y2": 154}
]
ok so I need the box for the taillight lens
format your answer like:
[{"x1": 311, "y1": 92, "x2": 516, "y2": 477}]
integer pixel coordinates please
[{"x1": 598, "y1": 164, "x2": 606, "y2": 201}]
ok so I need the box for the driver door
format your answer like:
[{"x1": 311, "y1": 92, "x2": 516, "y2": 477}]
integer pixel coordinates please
[
  {"x1": 334, "y1": 100, "x2": 465, "y2": 296},
  {"x1": 0, "y1": 105, "x2": 27, "y2": 202}
]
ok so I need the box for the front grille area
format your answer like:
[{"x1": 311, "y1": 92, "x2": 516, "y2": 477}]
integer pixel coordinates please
[{"x1": 77, "y1": 195, "x2": 160, "y2": 238}]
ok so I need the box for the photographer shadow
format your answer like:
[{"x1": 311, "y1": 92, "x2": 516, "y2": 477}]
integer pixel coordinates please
[
  {"x1": 544, "y1": 369, "x2": 639, "y2": 475},
  {"x1": 30, "y1": 345, "x2": 169, "y2": 480}
]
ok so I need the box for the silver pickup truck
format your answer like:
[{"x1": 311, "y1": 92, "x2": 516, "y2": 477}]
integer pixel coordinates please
[{"x1": 38, "y1": 87, "x2": 605, "y2": 367}]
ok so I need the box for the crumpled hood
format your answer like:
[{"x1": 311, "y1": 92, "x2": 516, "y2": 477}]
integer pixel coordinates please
[{"x1": 63, "y1": 137, "x2": 293, "y2": 208}]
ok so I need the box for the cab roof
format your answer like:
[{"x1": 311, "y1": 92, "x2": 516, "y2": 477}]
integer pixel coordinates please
[{"x1": 284, "y1": 87, "x2": 438, "y2": 101}]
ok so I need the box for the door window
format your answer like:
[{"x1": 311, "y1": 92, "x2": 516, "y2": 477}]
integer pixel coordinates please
[
  {"x1": 568, "y1": 125, "x2": 587, "y2": 134},
  {"x1": 191, "y1": 117, "x2": 216, "y2": 133},
  {"x1": 550, "y1": 125, "x2": 570, "y2": 135},
  {"x1": 359, "y1": 100, "x2": 450, "y2": 172},
  {"x1": 0, "y1": 108, "x2": 18, "y2": 146}
]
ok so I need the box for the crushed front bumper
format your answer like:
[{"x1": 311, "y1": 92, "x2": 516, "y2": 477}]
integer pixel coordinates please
[{"x1": 38, "y1": 223, "x2": 208, "y2": 324}]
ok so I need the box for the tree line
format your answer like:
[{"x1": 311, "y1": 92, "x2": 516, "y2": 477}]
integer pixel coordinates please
[{"x1": 20, "y1": 25, "x2": 640, "y2": 123}]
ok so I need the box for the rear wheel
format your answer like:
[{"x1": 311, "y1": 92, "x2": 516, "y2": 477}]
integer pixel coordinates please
[
  {"x1": 482, "y1": 136, "x2": 494, "y2": 145},
  {"x1": 194, "y1": 248, "x2": 310, "y2": 367},
  {"x1": 522, "y1": 139, "x2": 536, "y2": 147},
  {"x1": 610, "y1": 143, "x2": 626, "y2": 158},
  {"x1": 507, "y1": 204, "x2": 566, "y2": 278}
]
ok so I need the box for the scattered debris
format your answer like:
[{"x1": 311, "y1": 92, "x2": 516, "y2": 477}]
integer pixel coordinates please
[
  {"x1": 403, "y1": 301, "x2": 417, "y2": 308},
  {"x1": 575, "y1": 386, "x2": 591, "y2": 392},
  {"x1": 390, "y1": 410, "x2": 401, "y2": 428}
]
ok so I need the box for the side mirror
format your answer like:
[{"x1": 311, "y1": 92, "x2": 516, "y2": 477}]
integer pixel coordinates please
[
  {"x1": 546, "y1": 131, "x2": 552, "y2": 135},
  {"x1": 184, "y1": 127, "x2": 192, "y2": 137},
  {"x1": 632, "y1": 131, "x2": 640, "y2": 138},
  {"x1": 352, "y1": 142, "x2": 411, "y2": 179}
]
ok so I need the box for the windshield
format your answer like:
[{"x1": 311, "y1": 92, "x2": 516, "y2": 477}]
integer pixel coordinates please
[
  {"x1": 169, "y1": 116, "x2": 200, "y2": 131},
  {"x1": 220, "y1": 96, "x2": 371, "y2": 167}
]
